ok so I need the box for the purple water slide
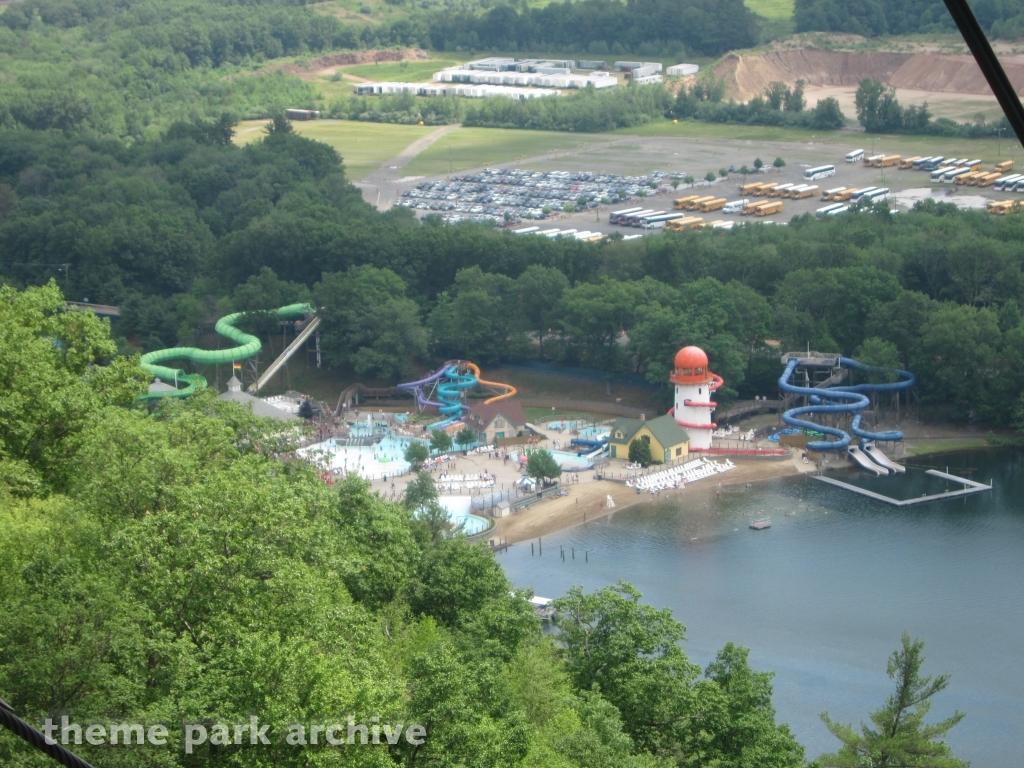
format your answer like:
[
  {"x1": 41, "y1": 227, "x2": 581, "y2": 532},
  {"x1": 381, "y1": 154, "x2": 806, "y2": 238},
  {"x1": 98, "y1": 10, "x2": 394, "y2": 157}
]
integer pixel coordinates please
[{"x1": 397, "y1": 365, "x2": 449, "y2": 409}]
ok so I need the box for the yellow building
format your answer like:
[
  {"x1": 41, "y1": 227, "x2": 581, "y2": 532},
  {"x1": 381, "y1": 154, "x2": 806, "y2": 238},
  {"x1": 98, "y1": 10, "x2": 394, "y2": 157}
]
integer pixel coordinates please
[{"x1": 608, "y1": 415, "x2": 690, "y2": 463}]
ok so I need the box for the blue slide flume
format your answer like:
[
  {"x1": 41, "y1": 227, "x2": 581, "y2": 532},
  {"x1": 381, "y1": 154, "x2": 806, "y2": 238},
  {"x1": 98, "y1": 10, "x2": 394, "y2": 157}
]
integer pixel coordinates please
[
  {"x1": 779, "y1": 357, "x2": 916, "y2": 452},
  {"x1": 397, "y1": 363, "x2": 478, "y2": 428}
]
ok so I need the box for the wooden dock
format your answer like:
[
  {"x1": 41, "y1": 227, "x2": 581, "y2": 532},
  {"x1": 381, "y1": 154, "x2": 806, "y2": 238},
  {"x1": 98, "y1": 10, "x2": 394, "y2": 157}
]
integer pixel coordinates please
[{"x1": 813, "y1": 469, "x2": 991, "y2": 506}]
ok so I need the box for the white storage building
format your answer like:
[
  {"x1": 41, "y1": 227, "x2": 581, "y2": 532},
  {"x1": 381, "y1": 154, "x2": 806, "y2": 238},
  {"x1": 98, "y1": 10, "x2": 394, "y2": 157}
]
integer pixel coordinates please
[{"x1": 666, "y1": 63, "x2": 700, "y2": 76}]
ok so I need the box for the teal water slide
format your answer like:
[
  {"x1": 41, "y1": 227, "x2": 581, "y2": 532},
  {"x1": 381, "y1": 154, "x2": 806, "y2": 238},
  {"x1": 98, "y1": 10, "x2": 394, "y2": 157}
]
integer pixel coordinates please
[{"x1": 138, "y1": 303, "x2": 313, "y2": 400}]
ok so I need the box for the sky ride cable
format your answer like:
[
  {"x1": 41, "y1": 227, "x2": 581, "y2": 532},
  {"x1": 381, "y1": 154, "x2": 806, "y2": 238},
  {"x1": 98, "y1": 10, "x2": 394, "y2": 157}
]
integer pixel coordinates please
[{"x1": 138, "y1": 303, "x2": 314, "y2": 400}]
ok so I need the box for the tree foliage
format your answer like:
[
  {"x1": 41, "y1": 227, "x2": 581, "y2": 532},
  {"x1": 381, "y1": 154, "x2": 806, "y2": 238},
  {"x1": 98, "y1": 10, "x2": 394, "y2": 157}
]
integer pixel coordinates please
[
  {"x1": 526, "y1": 449, "x2": 563, "y2": 483},
  {"x1": 819, "y1": 633, "x2": 968, "y2": 768},
  {"x1": 628, "y1": 438, "x2": 653, "y2": 466}
]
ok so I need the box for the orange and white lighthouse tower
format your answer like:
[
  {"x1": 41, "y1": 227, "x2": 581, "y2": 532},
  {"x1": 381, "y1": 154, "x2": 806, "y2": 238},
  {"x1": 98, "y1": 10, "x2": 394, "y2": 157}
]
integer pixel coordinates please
[{"x1": 670, "y1": 346, "x2": 723, "y2": 451}]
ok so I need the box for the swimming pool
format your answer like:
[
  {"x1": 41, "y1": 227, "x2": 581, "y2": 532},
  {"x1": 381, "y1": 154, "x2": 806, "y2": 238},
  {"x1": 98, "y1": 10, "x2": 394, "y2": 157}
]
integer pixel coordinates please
[
  {"x1": 437, "y1": 496, "x2": 490, "y2": 535},
  {"x1": 579, "y1": 426, "x2": 610, "y2": 438},
  {"x1": 548, "y1": 450, "x2": 594, "y2": 469},
  {"x1": 297, "y1": 434, "x2": 425, "y2": 480}
]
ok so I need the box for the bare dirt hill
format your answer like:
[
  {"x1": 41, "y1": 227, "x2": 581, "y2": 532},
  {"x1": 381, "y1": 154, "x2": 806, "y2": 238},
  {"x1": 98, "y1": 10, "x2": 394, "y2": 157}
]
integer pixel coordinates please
[
  {"x1": 714, "y1": 48, "x2": 1024, "y2": 101},
  {"x1": 274, "y1": 48, "x2": 430, "y2": 79}
]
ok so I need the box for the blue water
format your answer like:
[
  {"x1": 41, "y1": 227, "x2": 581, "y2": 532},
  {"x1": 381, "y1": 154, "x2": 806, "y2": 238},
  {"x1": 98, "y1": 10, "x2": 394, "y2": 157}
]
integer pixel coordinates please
[
  {"x1": 548, "y1": 450, "x2": 594, "y2": 469},
  {"x1": 299, "y1": 434, "x2": 426, "y2": 479},
  {"x1": 498, "y1": 449, "x2": 1024, "y2": 767},
  {"x1": 438, "y1": 496, "x2": 490, "y2": 535}
]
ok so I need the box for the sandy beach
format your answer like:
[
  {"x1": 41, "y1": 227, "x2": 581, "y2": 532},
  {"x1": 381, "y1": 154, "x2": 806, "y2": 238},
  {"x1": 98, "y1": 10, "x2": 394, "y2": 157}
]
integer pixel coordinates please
[{"x1": 489, "y1": 456, "x2": 801, "y2": 546}]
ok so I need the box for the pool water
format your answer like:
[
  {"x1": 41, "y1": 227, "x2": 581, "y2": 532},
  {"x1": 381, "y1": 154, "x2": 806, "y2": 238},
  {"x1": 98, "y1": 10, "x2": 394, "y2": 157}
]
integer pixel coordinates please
[
  {"x1": 438, "y1": 496, "x2": 490, "y2": 535},
  {"x1": 548, "y1": 450, "x2": 594, "y2": 469},
  {"x1": 579, "y1": 426, "x2": 610, "y2": 438},
  {"x1": 297, "y1": 435, "x2": 425, "y2": 480}
]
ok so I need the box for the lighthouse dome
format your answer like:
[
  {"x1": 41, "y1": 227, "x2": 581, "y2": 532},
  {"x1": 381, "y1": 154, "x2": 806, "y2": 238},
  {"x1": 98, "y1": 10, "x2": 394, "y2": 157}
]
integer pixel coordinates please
[
  {"x1": 674, "y1": 346, "x2": 708, "y2": 370},
  {"x1": 671, "y1": 345, "x2": 711, "y2": 384}
]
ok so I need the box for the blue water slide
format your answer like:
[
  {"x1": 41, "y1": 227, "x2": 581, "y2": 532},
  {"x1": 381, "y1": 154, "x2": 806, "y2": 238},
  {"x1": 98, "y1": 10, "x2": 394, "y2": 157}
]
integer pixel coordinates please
[
  {"x1": 570, "y1": 436, "x2": 609, "y2": 456},
  {"x1": 778, "y1": 357, "x2": 916, "y2": 452},
  {"x1": 433, "y1": 366, "x2": 478, "y2": 428},
  {"x1": 398, "y1": 364, "x2": 479, "y2": 429},
  {"x1": 397, "y1": 365, "x2": 450, "y2": 409}
]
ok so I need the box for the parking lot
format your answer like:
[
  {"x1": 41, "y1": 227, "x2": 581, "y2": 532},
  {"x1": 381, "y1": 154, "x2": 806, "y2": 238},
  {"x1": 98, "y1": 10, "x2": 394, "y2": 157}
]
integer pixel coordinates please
[
  {"x1": 387, "y1": 133, "x2": 1017, "y2": 230},
  {"x1": 396, "y1": 168, "x2": 680, "y2": 223}
]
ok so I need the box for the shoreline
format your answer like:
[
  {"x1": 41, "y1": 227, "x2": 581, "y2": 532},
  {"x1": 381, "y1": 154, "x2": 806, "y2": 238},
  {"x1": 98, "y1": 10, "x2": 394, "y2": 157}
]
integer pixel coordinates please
[
  {"x1": 488, "y1": 456, "x2": 801, "y2": 547},
  {"x1": 485, "y1": 437, "x2": 1015, "y2": 547}
]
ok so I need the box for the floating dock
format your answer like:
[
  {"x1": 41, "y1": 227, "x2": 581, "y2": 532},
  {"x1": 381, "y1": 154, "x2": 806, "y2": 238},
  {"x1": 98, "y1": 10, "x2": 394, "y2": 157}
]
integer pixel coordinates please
[
  {"x1": 749, "y1": 518, "x2": 771, "y2": 530},
  {"x1": 813, "y1": 469, "x2": 991, "y2": 506}
]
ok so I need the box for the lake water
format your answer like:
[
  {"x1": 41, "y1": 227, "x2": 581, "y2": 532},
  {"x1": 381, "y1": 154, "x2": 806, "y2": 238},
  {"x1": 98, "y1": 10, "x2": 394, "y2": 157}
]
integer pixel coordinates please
[{"x1": 498, "y1": 449, "x2": 1024, "y2": 766}]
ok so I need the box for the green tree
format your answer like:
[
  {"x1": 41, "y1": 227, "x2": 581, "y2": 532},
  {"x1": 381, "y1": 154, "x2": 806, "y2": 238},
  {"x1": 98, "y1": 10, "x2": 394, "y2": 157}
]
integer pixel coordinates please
[
  {"x1": 784, "y1": 79, "x2": 806, "y2": 112},
  {"x1": 753, "y1": 157, "x2": 764, "y2": 170},
  {"x1": 456, "y1": 426, "x2": 478, "y2": 446},
  {"x1": 429, "y1": 267, "x2": 525, "y2": 364},
  {"x1": 0, "y1": 282, "x2": 147, "y2": 495},
  {"x1": 684, "y1": 174, "x2": 695, "y2": 185},
  {"x1": 703, "y1": 643, "x2": 806, "y2": 768},
  {"x1": 671, "y1": 178, "x2": 681, "y2": 190},
  {"x1": 764, "y1": 81, "x2": 789, "y2": 110},
  {"x1": 527, "y1": 449, "x2": 562, "y2": 484},
  {"x1": 855, "y1": 78, "x2": 903, "y2": 133},
  {"x1": 719, "y1": 167, "x2": 729, "y2": 178},
  {"x1": 773, "y1": 156, "x2": 786, "y2": 168},
  {"x1": 553, "y1": 582, "x2": 701, "y2": 756},
  {"x1": 514, "y1": 264, "x2": 570, "y2": 359},
  {"x1": 704, "y1": 171, "x2": 717, "y2": 183},
  {"x1": 430, "y1": 429, "x2": 453, "y2": 453},
  {"x1": 628, "y1": 437, "x2": 653, "y2": 466},
  {"x1": 819, "y1": 633, "x2": 967, "y2": 768},
  {"x1": 812, "y1": 97, "x2": 847, "y2": 129},
  {"x1": 314, "y1": 265, "x2": 427, "y2": 379},
  {"x1": 404, "y1": 440, "x2": 430, "y2": 467}
]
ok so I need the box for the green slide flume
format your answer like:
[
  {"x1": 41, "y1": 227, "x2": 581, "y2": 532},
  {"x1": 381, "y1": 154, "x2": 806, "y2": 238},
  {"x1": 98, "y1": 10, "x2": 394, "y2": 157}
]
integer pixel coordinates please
[{"x1": 138, "y1": 303, "x2": 314, "y2": 400}]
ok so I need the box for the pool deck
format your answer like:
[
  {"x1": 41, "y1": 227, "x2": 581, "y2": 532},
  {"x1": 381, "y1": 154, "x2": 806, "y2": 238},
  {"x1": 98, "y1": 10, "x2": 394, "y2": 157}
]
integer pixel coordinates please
[{"x1": 813, "y1": 469, "x2": 992, "y2": 506}]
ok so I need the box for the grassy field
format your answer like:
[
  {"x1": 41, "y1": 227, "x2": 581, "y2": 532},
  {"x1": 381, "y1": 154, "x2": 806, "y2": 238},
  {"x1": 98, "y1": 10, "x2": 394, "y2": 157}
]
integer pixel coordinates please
[
  {"x1": 744, "y1": 0, "x2": 794, "y2": 20},
  {"x1": 341, "y1": 59, "x2": 460, "y2": 82},
  {"x1": 234, "y1": 119, "x2": 437, "y2": 177},
  {"x1": 403, "y1": 127, "x2": 608, "y2": 176},
  {"x1": 615, "y1": 119, "x2": 828, "y2": 143},
  {"x1": 903, "y1": 437, "x2": 993, "y2": 457}
]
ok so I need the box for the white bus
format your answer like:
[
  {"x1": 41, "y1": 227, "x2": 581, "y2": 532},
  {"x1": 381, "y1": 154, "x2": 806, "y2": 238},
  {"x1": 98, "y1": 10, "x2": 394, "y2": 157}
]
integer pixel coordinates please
[
  {"x1": 930, "y1": 167, "x2": 955, "y2": 182},
  {"x1": 816, "y1": 203, "x2": 845, "y2": 215},
  {"x1": 944, "y1": 168, "x2": 971, "y2": 184},
  {"x1": 722, "y1": 199, "x2": 749, "y2": 214},
  {"x1": 849, "y1": 187, "x2": 878, "y2": 201},
  {"x1": 861, "y1": 188, "x2": 890, "y2": 202},
  {"x1": 827, "y1": 205, "x2": 850, "y2": 216},
  {"x1": 609, "y1": 206, "x2": 644, "y2": 224},
  {"x1": 804, "y1": 164, "x2": 836, "y2": 180},
  {"x1": 845, "y1": 149, "x2": 865, "y2": 163},
  {"x1": 995, "y1": 174, "x2": 1023, "y2": 190},
  {"x1": 618, "y1": 209, "x2": 656, "y2": 226}
]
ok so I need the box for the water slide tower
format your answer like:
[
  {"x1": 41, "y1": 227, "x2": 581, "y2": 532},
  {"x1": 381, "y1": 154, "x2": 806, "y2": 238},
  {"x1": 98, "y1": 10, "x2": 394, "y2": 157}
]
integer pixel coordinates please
[{"x1": 671, "y1": 346, "x2": 723, "y2": 451}]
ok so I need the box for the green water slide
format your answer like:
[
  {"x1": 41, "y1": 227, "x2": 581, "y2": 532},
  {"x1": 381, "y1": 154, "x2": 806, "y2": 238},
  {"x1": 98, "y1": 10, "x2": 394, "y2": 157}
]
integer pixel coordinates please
[{"x1": 138, "y1": 303, "x2": 314, "y2": 400}]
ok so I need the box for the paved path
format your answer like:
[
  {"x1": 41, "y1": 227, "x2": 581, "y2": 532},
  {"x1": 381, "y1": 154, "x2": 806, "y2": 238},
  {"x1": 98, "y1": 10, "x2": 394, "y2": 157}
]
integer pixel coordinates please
[{"x1": 356, "y1": 123, "x2": 461, "y2": 210}]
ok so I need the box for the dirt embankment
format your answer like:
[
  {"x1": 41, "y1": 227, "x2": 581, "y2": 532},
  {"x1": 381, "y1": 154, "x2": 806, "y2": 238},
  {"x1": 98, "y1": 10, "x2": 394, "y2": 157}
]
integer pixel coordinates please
[
  {"x1": 713, "y1": 48, "x2": 1024, "y2": 101},
  {"x1": 274, "y1": 48, "x2": 430, "y2": 79}
]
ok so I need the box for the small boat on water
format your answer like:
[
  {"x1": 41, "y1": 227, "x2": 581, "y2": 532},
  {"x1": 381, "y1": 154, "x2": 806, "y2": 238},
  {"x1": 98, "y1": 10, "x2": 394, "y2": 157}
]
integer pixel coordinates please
[{"x1": 749, "y1": 518, "x2": 771, "y2": 530}]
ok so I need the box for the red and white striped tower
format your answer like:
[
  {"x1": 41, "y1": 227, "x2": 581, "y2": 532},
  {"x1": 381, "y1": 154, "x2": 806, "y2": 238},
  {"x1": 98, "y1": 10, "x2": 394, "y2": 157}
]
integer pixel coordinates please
[{"x1": 670, "y1": 346, "x2": 723, "y2": 451}]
